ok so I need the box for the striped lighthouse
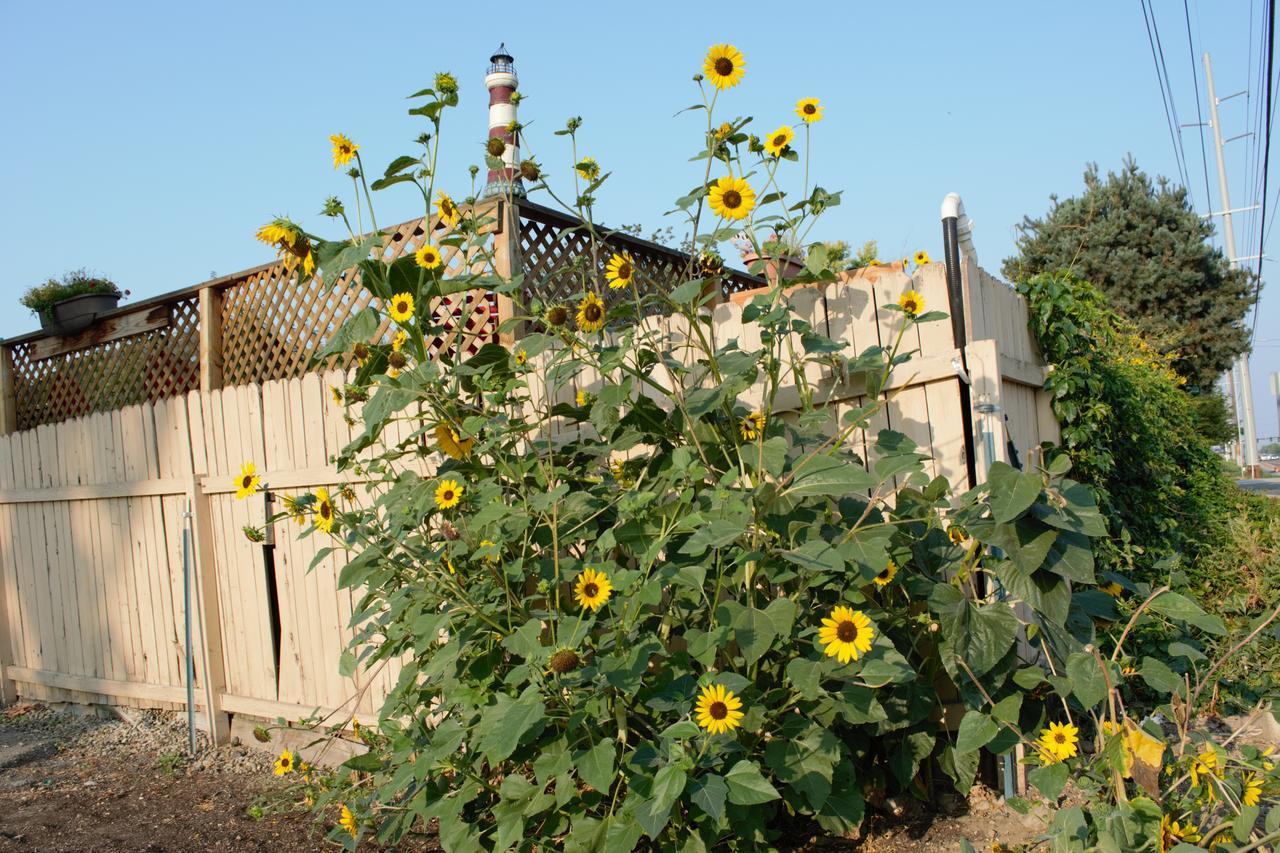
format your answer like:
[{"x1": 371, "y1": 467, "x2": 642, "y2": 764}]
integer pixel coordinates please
[{"x1": 482, "y1": 43, "x2": 524, "y2": 199}]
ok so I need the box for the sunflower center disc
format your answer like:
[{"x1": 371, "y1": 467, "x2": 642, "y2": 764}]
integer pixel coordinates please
[
  {"x1": 714, "y1": 58, "x2": 733, "y2": 76},
  {"x1": 723, "y1": 190, "x2": 741, "y2": 208},
  {"x1": 709, "y1": 701, "x2": 728, "y2": 720},
  {"x1": 836, "y1": 621, "x2": 858, "y2": 642},
  {"x1": 583, "y1": 583, "x2": 598, "y2": 597}
]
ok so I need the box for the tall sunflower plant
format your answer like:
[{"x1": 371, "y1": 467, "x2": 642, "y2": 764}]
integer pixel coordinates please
[{"x1": 236, "y1": 46, "x2": 1252, "y2": 853}]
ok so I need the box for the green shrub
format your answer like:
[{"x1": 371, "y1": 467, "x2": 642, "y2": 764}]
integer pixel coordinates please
[
  {"x1": 20, "y1": 268, "x2": 123, "y2": 317},
  {"x1": 1017, "y1": 271, "x2": 1234, "y2": 581}
]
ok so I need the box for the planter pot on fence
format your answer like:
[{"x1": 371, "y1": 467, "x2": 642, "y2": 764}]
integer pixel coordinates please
[
  {"x1": 740, "y1": 252, "x2": 805, "y2": 285},
  {"x1": 39, "y1": 292, "x2": 121, "y2": 336}
]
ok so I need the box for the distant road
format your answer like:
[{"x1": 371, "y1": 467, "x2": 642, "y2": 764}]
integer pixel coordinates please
[{"x1": 1239, "y1": 479, "x2": 1280, "y2": 497}]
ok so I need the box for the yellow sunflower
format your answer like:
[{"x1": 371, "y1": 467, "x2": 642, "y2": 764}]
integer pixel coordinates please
[
  {"x1": 1159, "y1": 816, "x2": 1200, "y2": 851},
  {"x1": 948, "y1": 525, "x2": 968, "y2": 545},
  {"x1": 576, "y1": 292, "x2": 606, "y2": 334},
  {"x1": 1190, "y1": 747, "x2": 1219, "y2": 787},
  {"x1": 708, "y1": 175, "x2": 756, "y2": 221},
  {"x1": 1037, "y1": 721, "x2": 1079, "y2": 761},
  {"x1": 273, "y1": 748, "x2": 295, "y2": 776},
  {"x1": 695, "y1": 683, "x2": 745, "y2": 735},
  {"x1": 874, "y1": 559, "x2": 897, "y2": 587},
  {"x1": 234, "y1": 461, "x2": 260, "y2": 501},
  {"x1": 576, "y1": 156, "x2": 600, "y2": 182},
  {"x1": 436, "y1": 423, "x2": 474, "y2": 461},
  {"x1": 1243, "y1": 773, "x2": 1262, "y2": 807},
  {"x1": 330, "y1": 386, "x2": 343, "y2": 405},
  {"x1": 314, "y1": 487, "x2": 335, "y2": 533},
  {"x1": 415, "y1": 244, "x2": 443, "y2": 270},
  {"x1": 574, "y1": 567, "x2": 613, "y2": 612},
  {"x1": 339, "y1": 804, "x2": 358, "y2": 839},
  {"x1": 576, "y1": 389, "x2": 590, "y2": 407},
  {"x1": 605, "y1": 252, "x2": 635, "y2": 289},
  {"x1": 282, "y1": 494, "x2": 307, "y2": 527},
  {"x1": 898, "y1": 289, "x2": 924, "y2": 317},
  {"x1": 514, "y1": 348, "x2": 527, "y2": 366},
  {"x1": 392, "y1": 330, "x2": 408, "y2": 352},
  {"x1": 714, "y1": 122, "x2": 733, "y2": 140},
  {"x1": 388, "y1": 292, "x2": 415, "y2": 324},
  {"x1": 1101, "y1": 581, "x2": 1124, "y2": 597},
  {"x1": 435, "y1": 479, "x2": 463, "y2": 510},
  {"x1": 255, "y1": 217, "x2": 316, "y2": 277},
  {"x1": 795, "y1": 97, "x2": 823, "y2": 123},
  {"x1": 703, "y1": 44, "x2": 746, "y2": 90},
  {"x1": 914, "y1": 250, "x2": 931, "y2": 266},
  {"x1": 764, "y1": 125, "x2": 795, "y2": 158},
  {"x1": 818, "y1": 605, "x2": 876, "y2": 664},
  {"x1": 330, "y1": 133, "x2": 358, "y2": 170},
  {"x1": 740, "y1": 411, "x2": 766, "y2": 440},
  {"x1": 901, "y1": 257, "x2": 911, "y2": 271},
  {"x1": 436, "y1": 191, "x2": 460, "y2": 228}
]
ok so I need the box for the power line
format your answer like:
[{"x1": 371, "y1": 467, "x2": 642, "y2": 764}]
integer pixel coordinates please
[
  {"x1": 1184, "y1": 0, "x2": 1215, "y2": 212},
  {"x1": 1251, "y1": 0, "x2": 1275, "y2": 343},
  {"x1": 1141, "y1": 0, "x2": 1193, "y2": 192}
]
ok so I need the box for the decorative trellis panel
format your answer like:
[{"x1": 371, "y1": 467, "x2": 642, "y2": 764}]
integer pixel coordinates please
[
  {"x1": 220, "y1": 214, "x2": 501, "y2": 386},
  {"x1": 9, "y1": 298, "x2": 200, "y2": 431},
  {"x1": 516, "y1": 201, "x2": 763, "y2": 315}
]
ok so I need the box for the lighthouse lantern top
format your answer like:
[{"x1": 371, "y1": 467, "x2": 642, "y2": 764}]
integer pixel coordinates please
[{"x1": 487, "y1": 43, "x2": 515, "y2": 77}]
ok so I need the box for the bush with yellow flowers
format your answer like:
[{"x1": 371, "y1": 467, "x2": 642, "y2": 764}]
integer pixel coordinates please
[{"x1": 243, "y1": 46, "x2": 1276, "y2": 853}]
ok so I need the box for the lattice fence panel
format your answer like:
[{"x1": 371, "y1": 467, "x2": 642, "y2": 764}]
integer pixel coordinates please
[
  {"x1": 10, "y1": 298, "x2": 201, "y2": 431},
  {"x1": 220, "y1": 214, "x2": 501, "y2": 386},
  {"x1": 516, "y1": 204, "x2": 763, "y2": 316}
]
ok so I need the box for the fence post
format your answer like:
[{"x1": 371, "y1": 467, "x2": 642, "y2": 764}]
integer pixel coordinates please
[
  {"x1": 492, "y1": 199, "x2": 523, "y2": 347},
  {"x1": 0, "y1": 346, "x2": 17, "y2": 435},
  {"x1": 187, "y1": 473, "x2": 230, "y2": 744},
  {"x1": 199, "y1": 286, "x2": 224, "y2": 393}
]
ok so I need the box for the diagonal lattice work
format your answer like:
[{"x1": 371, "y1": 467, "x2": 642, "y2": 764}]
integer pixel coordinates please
[
  {"x1": 9, "y1": 297, "x2": 201, "y2": 431},
  {"x1": 515, "y1": 201, "x2": 764, "y2": 317},
  {"x1": 220, "y1": 211, "x2": 503, "y2": 386}
]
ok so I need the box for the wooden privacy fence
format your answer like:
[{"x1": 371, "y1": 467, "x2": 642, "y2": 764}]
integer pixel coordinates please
[{"x1": 0, "y1": 201, "x2": 1057, "y2": 738}]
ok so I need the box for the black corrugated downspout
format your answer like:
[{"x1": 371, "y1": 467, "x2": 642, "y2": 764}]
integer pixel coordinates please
[{"x1": 941, "y1": 194, "x2": 978, "y2": 493}]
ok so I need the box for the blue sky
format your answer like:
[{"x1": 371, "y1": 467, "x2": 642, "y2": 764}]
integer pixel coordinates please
[{"x1": 1, "y1": 1, "x2": 1277, "y2": 440}]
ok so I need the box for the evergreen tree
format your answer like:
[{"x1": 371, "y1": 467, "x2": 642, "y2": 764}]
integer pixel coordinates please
[{"x1": 1002, "y1": 158, "x2": 1256, "y2": 393}]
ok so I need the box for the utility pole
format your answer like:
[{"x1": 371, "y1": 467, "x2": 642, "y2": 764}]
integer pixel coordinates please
[{"x1": 1204, "y1": 52, "x2": 1261, "y2": 477}]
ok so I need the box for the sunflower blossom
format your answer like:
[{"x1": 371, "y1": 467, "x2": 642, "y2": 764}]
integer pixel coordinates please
[
  {"x1": 576, "y1": 292, "x2": 606, "y2": 334},
  {"x1": 434, "y1": 479, "x2": 463, "y2": 510},
  {"x1": 314, "y1": 487, "x2": 335, "y2": 533},
  {"x1": 703, "y1": 44, "x2": 746, "y2": 90},
  {"x1": 1037, "y1": 721, "x2": 1079, "y2": 762},
  {"x1": 330, "y1": 134, "x2": 358, "y2": 170},
  {"x1": 764, "y1": 125, "x2": 795, "y2": 158},
  {"x1": 898, "y1": 289, "x2": 924, "y2": 317},
  {"x1": 874, "y1": 560, "x2": 897, "y2": 587},
  {"x1": 388, "y1": 292, "x2": 415, "y2": 324},
  {"x1": 708, "y1": 176, "x2": 756, "y2": 221},
  {"x1": 819, "y1": 605, "x2": 875, "y2": 664},
  {"x1": 796, "y1": 98, "x2": 823, "y2": 123},
  {"x1": 605, "y1": 252, "x2": 635, "y2": 289},
  {"x1": 234, "y1": 461, "x2": 260, "y2": 501},
  {"x1": 273, "y1": 748, "x2": 295, "y2": 776},
  {"x1": 740, "y1": 411, "x2": 766, "y2": 440},
  {"x1": 415, "y1": 244, "x2": 443, "y2": 270},
  {"x1": 695, "y1": 683, "x2": 745, "y2": 735},
  {"x1": 574, "y1": 567, "x2": 613, "y2": 611},
  {"x1": 255, "y1": 217, "x2": 315, "y2": 277}
]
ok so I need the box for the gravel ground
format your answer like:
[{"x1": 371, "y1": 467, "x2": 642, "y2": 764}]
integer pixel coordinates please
[{"x1": 0, "y1": 703, "x2": 1053, "y2": 851}]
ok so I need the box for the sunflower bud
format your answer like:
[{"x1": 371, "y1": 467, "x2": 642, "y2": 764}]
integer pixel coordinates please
[
  {"x1": 748, "y1": 135, "x2": 763, "y2": 154},
  {"x1": 243, "y1": 525, "x2": 265, "y2": 543},
  {"x1": 486, "y1": 137, "x2": 506, "y2": 157},
  {"x1": 339, "y1": 484, "x2": 356, "y2": 502},
  {"x1": 545, "y1": 305, "x2": 568, "y2": 327},
  {"x1": 509, "y1": 92, "x2": 522, "y2": 106},
  {"x1": 321, "y1": 196, "x2": 345, "y2": 218},
  {"x1": 549, "y1": 649, "x2": 581, "y2": 674},
  {"x1": 346, "y1": 167, "x2": 361, "y2": 179},
  {"x1": 469, "y1": 165, "x2": 479, "y2": 179},
  {"x1": 416, "y1": 132, "x2": 432, "y2": 146},
  {"x1": 519, "y1": 160, "x2": 541, "y2": 182},
  {"x1": 387, "y1": 351, "x2": 407, "y2": 369},
  {"x1": 434, "y1": 71, "x2": 459, "y2": 96}
]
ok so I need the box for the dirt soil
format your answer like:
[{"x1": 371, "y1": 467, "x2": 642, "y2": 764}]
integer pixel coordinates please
[{"x1": 0, "y1": 704, "x2": 1049, "y2": 851}]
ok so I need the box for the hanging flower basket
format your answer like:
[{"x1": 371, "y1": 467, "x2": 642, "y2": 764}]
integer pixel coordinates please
[
  {"x1": 22, "y1": 270, "x2": 125, "y2": 336},
  {"x1": 40, "y1": 291, "x2": 121, "y2": 336}
]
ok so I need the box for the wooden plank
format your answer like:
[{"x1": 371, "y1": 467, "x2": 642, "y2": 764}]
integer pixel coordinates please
[
  {"x1": 188, "y1": 473, "x2": 230, "y2": 743},
  {"x1": 0, "y1": 348, "x2": 16, "y2": 435},
  {"x1": 0, "y1": 478, "x2": 188, "y2": 504},
  {"x1": 6, "y1": 665, "x2": 189, "y2": 706},
  {"x1": 218, "y1": 691, "x2": 376, "y2": 728},
  {"x1": 199, "y1": 286, "x2": 224, "y2": 393},
  {"x1": 26, "y1": 304, "x2": 171, "y2": 361}
]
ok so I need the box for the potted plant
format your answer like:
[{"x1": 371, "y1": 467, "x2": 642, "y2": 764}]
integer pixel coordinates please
[
  {"x1": 735, "y1": 231, "x2": 805, "y2": 284},
  {"x1": 21, "y1": 269, "x2": 127, "y2": 335}
]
